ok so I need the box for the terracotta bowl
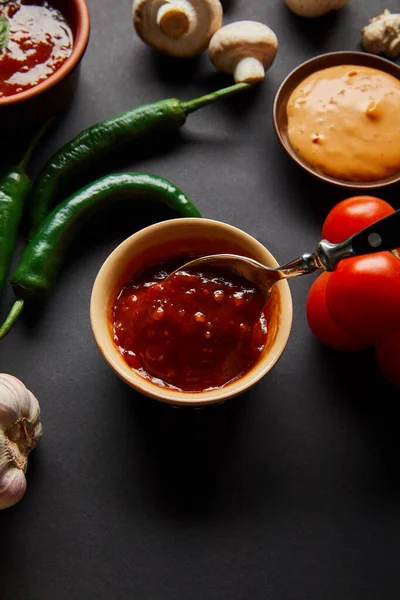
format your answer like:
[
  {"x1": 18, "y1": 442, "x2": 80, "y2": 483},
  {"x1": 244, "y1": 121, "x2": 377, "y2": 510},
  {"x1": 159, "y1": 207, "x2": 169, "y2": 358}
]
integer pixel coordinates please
[
  {"x1": 273, "y1": 51, "x2": 400, "y2": 190},
  {"x1": 90, "y1": 218, "x2": 293, "y2": 407},
  {"x1": 0, "y1": 0, "x2": 90, "y2": 129}
]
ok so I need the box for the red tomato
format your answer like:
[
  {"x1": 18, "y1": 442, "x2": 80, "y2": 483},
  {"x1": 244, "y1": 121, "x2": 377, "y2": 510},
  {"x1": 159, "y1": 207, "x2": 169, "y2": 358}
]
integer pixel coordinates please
[
  {"x1": 375, "y1": 328, "x2": 400, "y2": 388},
  {"x1": 322, "y1": 196, "x2": 394, "y2": 243},
  {"x1": 326, "y1": 252, "x2": 400, "y2": 345},
  {"x1": 306, "y1": 272, "x2": 370, "y2": 351}
]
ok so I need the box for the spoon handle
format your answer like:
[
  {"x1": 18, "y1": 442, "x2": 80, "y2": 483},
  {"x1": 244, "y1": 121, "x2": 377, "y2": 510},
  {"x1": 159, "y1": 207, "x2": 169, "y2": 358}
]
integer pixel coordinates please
[
  {"x1": 316, "y1": 209, "x2": 400, "y2": 271},
  {"x1": 350, "y1": 209, "x2": 400, "y2": 256}
]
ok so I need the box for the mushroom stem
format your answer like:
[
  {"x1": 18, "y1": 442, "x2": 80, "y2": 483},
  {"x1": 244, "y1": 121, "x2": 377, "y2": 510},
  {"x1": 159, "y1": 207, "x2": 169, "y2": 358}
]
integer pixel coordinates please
[
  {"x1": 234, "y1": 57, "x2": 265, "y2": 84},
  {"x1": 157, "y1": 3, "x2": 191, "y2": 38},
  {"x1": 133, "y1": 0, "x2": 222, "y2": 57}
]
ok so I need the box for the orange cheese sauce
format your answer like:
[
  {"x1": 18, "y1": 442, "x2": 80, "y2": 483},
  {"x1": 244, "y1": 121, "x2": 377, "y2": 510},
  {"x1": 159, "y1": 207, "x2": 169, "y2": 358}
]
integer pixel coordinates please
[{"x1": 287, "y1": 65, "x2": 400, "y2": 182}]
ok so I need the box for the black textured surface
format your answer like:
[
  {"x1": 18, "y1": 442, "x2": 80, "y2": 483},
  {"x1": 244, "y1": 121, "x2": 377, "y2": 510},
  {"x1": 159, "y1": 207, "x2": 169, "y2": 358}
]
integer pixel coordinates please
[{"x1": 1, "y1": 1, "x2": 400, "y2": 598}]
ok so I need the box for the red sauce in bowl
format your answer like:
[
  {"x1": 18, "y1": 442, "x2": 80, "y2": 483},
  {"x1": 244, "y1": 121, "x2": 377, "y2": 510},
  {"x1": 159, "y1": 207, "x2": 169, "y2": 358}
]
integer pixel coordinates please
[
  {"x1": 0, "y1": 1, "x2": 73, "y2": 98},
  {"x1": 111, "y1": 257, "x2": 269, "y2": 393}
]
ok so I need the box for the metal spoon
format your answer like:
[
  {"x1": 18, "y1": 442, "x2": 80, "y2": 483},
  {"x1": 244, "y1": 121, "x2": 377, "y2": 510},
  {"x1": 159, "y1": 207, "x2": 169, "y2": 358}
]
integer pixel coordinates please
[{"x1": 168, "y1": 210, "x2": 400, "y2": 304}]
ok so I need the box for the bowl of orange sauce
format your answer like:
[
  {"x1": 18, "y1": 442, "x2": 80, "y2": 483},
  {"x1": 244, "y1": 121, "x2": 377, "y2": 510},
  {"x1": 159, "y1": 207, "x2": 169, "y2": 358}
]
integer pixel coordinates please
[
  {"x1": 90, "y1": 218, "x2": 293, "y2": 407},
  {"x1": 273, "y1": 52, "x2": 400, "y2": 189},
  {"x1": 0, "y1": 0, "x2": 90, "y2": 128}
]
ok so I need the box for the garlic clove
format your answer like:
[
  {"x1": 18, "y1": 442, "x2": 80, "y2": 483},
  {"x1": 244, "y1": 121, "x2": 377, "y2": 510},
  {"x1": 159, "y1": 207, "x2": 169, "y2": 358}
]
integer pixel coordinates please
[
  {"x1": 0, "y1": 468, "x2": 27, "y2": 510},
  {"x1": 0, "y1": 374, "x2": 24, "y2": 431},
  {"x1": 389, "y1": 36, "x2": 400, "y2": 58}
]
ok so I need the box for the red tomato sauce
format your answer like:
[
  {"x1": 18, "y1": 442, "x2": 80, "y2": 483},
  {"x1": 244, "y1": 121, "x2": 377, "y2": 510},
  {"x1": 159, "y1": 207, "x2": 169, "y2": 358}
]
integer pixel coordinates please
[
  {"x1": 0, "y1": 1, "x2": 73, "y2": 98},
  {"x1": 111, "y1": 257, "x2": 269, "y2": 392}
]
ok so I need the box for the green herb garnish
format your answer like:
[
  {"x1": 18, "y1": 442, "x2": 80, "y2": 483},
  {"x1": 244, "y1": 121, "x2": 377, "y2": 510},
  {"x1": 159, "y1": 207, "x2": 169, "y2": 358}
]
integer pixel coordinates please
[{"x1": 0, "y1": 16, "x2": 9, "y2": 52}]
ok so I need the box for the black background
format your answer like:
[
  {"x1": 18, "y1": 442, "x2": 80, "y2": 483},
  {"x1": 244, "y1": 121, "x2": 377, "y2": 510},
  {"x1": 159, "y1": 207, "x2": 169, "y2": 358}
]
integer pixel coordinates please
[{"x1": 1, "y1": 1, "x2": 400, "y2": 598}]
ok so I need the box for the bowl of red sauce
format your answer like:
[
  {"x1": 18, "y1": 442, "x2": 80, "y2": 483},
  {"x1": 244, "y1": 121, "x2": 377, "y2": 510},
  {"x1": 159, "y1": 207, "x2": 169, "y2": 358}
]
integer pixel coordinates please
[
  {"x1": 0, "y1": 0, "x2": 90, "y2": 127},
  {"x1": 90, "y1": 218, "x2": 293, "y2": 407}
]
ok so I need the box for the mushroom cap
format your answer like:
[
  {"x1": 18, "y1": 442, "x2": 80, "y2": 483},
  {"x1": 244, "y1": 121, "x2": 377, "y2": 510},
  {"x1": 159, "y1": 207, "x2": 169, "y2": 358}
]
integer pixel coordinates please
[
  {"x1": 133, "y1": 0, "x2": 223, "y2": 58},
  {"x1": 209, "y1": 21, "x2": 278, "y2": 74},
  {"x1": 285, "y1": 0, "x2": 348, "y2": 18}
]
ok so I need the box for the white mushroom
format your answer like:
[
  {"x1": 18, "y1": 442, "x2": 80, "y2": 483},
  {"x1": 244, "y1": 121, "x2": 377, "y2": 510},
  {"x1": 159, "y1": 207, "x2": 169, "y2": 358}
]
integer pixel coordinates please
[
  {"x1": 133, "y1": 0, "x2": 223, "y2": 57},
  {"x1": 208, "y1": 21, "x2": 278, "y2": 84},
  {"x1": 285, "y1": 0, "x2": 348, "y2": 18},
  {"x1": 362, "y1": 10, "x2": 400, "y2": 59}
]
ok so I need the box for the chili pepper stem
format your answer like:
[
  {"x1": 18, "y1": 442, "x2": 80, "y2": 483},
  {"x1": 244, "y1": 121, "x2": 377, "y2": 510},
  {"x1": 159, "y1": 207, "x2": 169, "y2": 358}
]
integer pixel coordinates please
[
  {"x1": 18, "y1": 119, "x2": 54, "y2": 172},
  {"x1": 182, "y1": 82, "x2": 253, "y2": 115},
  {"x1": 0, "y1": 300, "x2": 24, "y2": 340}
]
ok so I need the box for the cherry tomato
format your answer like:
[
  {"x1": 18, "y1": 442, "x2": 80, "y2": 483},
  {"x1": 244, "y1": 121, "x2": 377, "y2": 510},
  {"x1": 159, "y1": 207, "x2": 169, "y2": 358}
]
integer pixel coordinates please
[
  {"x1": 375, "y1": 328, "x2": 400, "y2": 388},
  {"x1": 322, "y1": 196, "x2": 394, "y2": 243},
  {"x1": 306, "y1": 272, "x2": 369, "y2": 351},
  {"x1": 326, "y1": 252, "x2": 400, "y2": 345}
]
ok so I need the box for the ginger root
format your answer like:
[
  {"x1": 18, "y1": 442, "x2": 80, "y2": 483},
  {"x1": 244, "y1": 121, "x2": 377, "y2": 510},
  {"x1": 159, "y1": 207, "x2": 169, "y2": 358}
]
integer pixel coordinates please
[{"x1": 362, "y1": 9, "x2": 400, "y2": 59}]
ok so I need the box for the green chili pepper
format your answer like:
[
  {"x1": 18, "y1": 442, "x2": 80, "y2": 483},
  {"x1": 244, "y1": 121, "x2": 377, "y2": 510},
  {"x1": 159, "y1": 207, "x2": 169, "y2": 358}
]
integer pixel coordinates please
[
  {"x1": 0, "y1": 122, "x2": 51, "y2": 296},
  {"x1": 28, "y1": 82, "x2": 251, "y2": 237},
  {"x1": 0, "y1": 172, "x2": 201, "y2": 339},
  {"x1": 0, "y1": 172, "x2": 30, "y2": 296}
]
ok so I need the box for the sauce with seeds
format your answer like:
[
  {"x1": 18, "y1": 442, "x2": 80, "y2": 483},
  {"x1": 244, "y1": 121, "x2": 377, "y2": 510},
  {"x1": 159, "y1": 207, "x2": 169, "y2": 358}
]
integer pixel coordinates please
[
  {"x1": 111, "y1": 257, "x2": 269, "y2": 392},
  {"x1": 0, "y1": 1, "x2": 73, "y2": 98}
]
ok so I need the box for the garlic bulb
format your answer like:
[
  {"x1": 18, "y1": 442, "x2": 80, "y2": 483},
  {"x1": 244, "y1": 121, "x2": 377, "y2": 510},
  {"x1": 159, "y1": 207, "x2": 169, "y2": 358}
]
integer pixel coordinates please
[{"x1": 0, "y1": 374, "x2": 43, "y2": 510}]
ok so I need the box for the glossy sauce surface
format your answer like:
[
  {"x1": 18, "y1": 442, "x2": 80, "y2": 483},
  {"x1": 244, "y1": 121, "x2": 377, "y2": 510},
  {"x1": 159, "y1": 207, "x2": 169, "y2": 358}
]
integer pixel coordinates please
[
  {"x1": 0, "y1": 1, "x2": 73, "y2": 98},
  {"x1": 287, "y1": 65, "x2": 400, "y2": 181},
  {"x1": 111, "y1": 258, "x2": 269, "y2": 392}
]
